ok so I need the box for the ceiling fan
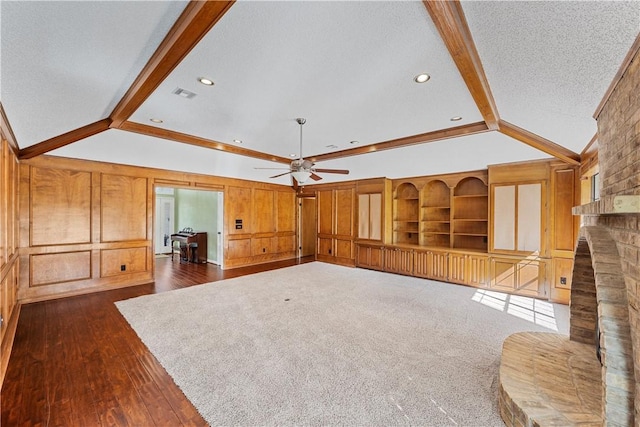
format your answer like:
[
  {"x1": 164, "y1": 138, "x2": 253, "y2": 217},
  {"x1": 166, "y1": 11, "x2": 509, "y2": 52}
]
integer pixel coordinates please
[{"x1": 256, "y1": 118, "x2": 349, "y2": 186}]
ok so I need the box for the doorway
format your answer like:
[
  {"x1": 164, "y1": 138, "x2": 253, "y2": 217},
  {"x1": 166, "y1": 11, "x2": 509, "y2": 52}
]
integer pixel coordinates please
[
  {"x1": 154, "y1": 187, "x2": 224, "y2": 266},
  {"x1": 155, "y1": 188, "x2": 175, "y2": 254},
  {"x1": 299, "y1": 197, "x2": 316, "y2": 257}
]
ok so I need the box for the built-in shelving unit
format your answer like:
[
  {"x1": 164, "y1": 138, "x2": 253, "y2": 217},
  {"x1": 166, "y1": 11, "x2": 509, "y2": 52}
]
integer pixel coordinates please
[
  {"x1": 421, "y1": 180, "x2": 451, "y2": 247},
  {"x1": 452, "y1": 177, "x2": 488, "y2": 250},
  {"x1": 394, "y1": 182, "x2": 419, "y2": 245}
]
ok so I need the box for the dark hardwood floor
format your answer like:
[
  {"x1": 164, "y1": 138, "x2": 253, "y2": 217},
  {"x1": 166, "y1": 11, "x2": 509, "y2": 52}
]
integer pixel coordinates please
[{"x1": 1, "y1": 256, "x2": 314, "y2": 426}]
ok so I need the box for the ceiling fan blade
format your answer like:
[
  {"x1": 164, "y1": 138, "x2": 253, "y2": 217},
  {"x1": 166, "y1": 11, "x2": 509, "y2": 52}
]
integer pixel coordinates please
[
  {"x1": 312, "y1": 168, "x2": 350, "y2": 175},
  {"x1": 254, "y1": 167, "x2": 291, "y2": 170},
  {"x1": 270, "y1": 171, "x2": 292, "y2": 179},
  {"x1": 292, "y1": 176, "x2": 299, "y2": 190},
  {"x1": 310, "y1": 173, "x2": 323, "y2": 181}
]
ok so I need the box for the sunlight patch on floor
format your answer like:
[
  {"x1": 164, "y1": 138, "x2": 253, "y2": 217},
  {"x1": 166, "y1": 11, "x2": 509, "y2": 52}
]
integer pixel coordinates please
[{"x1": 472, "y1": 290, "x2": 558, "y2": 331}]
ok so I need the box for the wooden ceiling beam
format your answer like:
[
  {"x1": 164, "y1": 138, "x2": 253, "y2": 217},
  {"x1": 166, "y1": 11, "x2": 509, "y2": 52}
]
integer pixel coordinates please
[
  {"x1": 109, "y1": 1, "x2": 235, "y2": 128},
  {"x1": 18, "y1": 119, "x2": 112, "y2": 160},
  {"x1": 120, "y1": 121, "x2": 292, "y2": 164},
  {"x1": 423, "y1": 0, "x2": 500, "y2": 130},
  {"x1": 0, "y1": 102, "x2": 20, "y2": 156},
  {"x1": 307, "y1": 121, "x2": 489, "y2": 162},
  {"x1": 498, "y1": 120, "x2": 580, "y2": 165}
]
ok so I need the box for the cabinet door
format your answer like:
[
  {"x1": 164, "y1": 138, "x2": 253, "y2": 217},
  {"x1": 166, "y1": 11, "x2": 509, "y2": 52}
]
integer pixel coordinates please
[
  {"x1": 490, "y1": 257, "x2": 543, "y2": 297},
  {"x1": 358, "y1": 193, "x2": 383, "y2": 241},
  {"x1": 358, "y1": 194, "x2": 370, "y2": 239},
  {"x1": 369, "y1": 193, "x2": 382, "y2": 240},
  {"x1": 384, "y1": 248, "x2": 413, "y2": 275},
  {"x1": 492, "y1": 183, "x2": 542, "y2": 253},
  {"x1": 414, "y1": 250, "x2": 448, "y2": 281},
  {"x1": 449, "y1": 253, "x2": 467, "y2": 284},
  {"x1": 356, "y1": 245, "x2": 384, "y2": 271},
  {"x1": 467, "y1": 254, "x2": 489, "y2": 287}
]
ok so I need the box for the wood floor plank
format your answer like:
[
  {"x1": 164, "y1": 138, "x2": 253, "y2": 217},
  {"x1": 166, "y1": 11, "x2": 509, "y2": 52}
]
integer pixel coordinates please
[
  {"x1": 1, "y1": 256, "x2": 314, "y2": 425},
  {"x1": 1, "y1": 304, "x2": 36, "y2": 426}
]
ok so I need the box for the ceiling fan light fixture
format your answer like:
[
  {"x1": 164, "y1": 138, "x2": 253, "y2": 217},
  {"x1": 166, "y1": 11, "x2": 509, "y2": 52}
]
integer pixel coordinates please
[
  {"x1": 291, "y1": 170, "x2": 312, "y2": 184},
  {"x1": 414, "y1": 73, "x2": 430, "y2": 83}
]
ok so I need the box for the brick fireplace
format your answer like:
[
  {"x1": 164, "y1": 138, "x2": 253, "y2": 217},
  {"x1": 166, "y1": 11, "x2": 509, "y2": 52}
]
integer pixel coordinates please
[
  {"x1": 499, "y1": 41, "x2": 640, "y2": 426},
  {"x1": 575, "y1": 39, "x2": 640, "y2": 424}
]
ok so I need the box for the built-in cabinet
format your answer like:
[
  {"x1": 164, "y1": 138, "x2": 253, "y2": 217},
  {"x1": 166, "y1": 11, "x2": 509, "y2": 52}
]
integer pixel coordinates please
[{"x1": 352, "y1": 162, "x2": 578, "y2": 303}]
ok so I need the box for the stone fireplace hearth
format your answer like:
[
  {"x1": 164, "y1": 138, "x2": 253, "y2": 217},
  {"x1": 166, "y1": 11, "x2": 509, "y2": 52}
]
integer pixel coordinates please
[{"x1": 498, "y1": 222, "x2": 636, "y2": 427}]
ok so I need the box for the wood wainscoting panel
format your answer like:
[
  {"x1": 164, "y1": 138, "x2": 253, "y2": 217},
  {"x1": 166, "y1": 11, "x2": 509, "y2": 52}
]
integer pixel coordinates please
[
  {"x1": 335, "y1": 239, "x2": 353, "y2": 260},
  {"x1": 227, "y1": 186, "x2": 252, "y2": 235},
  {"x1": 227, "y1": 238, "x2": 251, "y2": 259},
  {"x1": 101, "y1": 247, "x2": 147, "y2": 277},
  {"x1": 335, "y1": 188, "x2": 354, "y2": 236},
  {"x1": 277, "y1": 191, "x2": 296, "y2": 233},
  {"x1": 31, "y1": 251, "x2": 91, "y2": 286},
  {"x1": 553, "y1": 168, "x2": 577, "y2": 253},
  {"x1": 276, "y1": 235, "x2": 296, "y2": 254},
  {"x1": 251, "y1": 237, "x2": 275, "y2": 256},
  {"x1": 101, "y1": 174, "x2": 147, "y2": 242},
  {"x1": 30, "y1": 167, "x2": 91, "y2": 246},
  {"x1": 550, "y1": 257, "x2": 573, "y2": 304},
  {"x1": 252, "y1": 189, "x2": 275, "y2": 234}
]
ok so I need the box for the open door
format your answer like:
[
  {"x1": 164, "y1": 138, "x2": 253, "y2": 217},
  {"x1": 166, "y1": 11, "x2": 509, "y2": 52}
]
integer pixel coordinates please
[{"x1": 299, "y1": 197, "x2": 317, "y2": 257}]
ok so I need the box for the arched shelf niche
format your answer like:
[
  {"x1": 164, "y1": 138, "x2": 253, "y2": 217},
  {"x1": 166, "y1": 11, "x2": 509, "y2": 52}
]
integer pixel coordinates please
[
  {"x1": 452, "y1": 177, "x2": 488, "y2": 250},
  {"x1": 421, "y1": 180, "x2": 451, "y2": 247},
  {"x1": 394, "y1": 182, "x2": 419, "y2": 245}
]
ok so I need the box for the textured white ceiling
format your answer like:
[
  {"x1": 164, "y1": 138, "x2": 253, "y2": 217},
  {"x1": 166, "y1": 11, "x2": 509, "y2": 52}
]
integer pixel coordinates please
[
  {"x1": 1, "y1": 0, "x2": 188, "y2": 147},
  {"x1": 129, "y1": 0, "x2": 482, "y2": 158},
  {"x1": 2, "y1": 1, "x2": 638, "y2": 185},
  {"x1": 462, "y1": 0, "x2": 640, "y2": 153}
]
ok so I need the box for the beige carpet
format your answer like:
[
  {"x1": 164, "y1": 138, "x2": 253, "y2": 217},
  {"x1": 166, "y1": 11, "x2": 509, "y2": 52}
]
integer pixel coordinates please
[{"x1": 116, "y1": 262, "x2": 569, "y2": 426}]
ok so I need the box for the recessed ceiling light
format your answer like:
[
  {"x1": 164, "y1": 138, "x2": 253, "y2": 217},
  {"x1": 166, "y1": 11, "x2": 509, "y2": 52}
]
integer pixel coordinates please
[
  {"x1": 198, "y1": 77, "x2": 214, "y2": 86},
  {"x1": 414, "y1": 73, "x2": 430, "y2": 83},
  {"x1": 450, "y1": 116, "x2": 462, "y2": 121},
  {"x1": 233, "y1": 139, "x2": 242, "y2": 144},
  {"x1": 350, "y1": 140, "x2": 359, "y2": 145},
  {"x1": 290, "y1": 153, "x2": 297, "y2": 158},
  {"x1": 326, "y1": 144, "x2": 338, "y2": 149},
  {"x1": 150, "y1": 118, "x2": 163, "y2": 123}
]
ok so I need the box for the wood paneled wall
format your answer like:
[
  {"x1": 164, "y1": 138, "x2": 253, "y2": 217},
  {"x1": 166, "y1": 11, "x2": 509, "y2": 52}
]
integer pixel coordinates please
[
  {"x1": 19, "y1": 163, "x2": 154, "y2": 303},
  {"x1": 1, "y1": 136, "x2": 20, "y2": 386},
  {"x1": 224, "y1": 186, "x2": 297, "y2": 268},
  {"x1": 18, "y1": 155, "x2": 297, "y2": 302}
]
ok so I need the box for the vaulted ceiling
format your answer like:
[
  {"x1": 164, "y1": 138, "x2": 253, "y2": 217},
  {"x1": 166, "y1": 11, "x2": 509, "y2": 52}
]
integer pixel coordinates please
[{"x1": 2, "y1": 1, "x2": 639, "y2": 186}]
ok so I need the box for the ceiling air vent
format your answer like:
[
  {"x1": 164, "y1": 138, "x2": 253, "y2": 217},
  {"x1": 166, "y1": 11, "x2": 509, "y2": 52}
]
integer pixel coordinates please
[{"x1": 172, "y1": 87, "x2": 197, "y2": 99}]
